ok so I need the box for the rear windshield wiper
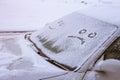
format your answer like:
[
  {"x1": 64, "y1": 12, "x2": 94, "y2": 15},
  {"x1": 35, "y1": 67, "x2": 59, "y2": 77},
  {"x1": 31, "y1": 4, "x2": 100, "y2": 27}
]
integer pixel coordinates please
[
  {"x1": 26, "y1": 34, "x2": 76, "y2": 71},
  {"x1": 42, "y1": 56, "x2": 76, "y2": 71}
]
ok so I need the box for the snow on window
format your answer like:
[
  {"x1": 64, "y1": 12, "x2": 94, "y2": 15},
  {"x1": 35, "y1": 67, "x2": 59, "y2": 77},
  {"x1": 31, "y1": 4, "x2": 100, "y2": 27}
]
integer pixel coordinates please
[{"x1": 31, "y1": 12, "x2": 118, "y2": 68}]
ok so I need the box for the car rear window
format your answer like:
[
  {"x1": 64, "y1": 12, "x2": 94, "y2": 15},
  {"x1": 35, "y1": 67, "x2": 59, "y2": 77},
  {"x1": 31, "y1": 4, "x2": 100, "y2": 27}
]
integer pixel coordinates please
[{"x1": 32, "y1": 12, "x2": 118, "y2": 68}]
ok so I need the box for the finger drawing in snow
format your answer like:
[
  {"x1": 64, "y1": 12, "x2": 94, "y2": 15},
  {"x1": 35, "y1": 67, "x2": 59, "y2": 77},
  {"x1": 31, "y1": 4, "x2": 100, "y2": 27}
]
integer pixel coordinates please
[{"x1": 68, "y1": 29, "x2": 97, "y2": 45}]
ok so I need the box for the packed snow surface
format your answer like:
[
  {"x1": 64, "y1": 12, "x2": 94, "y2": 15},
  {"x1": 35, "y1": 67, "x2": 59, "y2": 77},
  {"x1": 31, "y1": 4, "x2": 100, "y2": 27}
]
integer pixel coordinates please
[{"x1": 31, "y1": 12, "x2": 118, "y2": 68}]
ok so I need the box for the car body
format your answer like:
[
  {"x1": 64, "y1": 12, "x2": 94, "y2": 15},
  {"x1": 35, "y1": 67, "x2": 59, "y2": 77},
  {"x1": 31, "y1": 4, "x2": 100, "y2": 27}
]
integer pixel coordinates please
[{"x1": 0, "y1": 6, "x2": 120, "y2": 80}]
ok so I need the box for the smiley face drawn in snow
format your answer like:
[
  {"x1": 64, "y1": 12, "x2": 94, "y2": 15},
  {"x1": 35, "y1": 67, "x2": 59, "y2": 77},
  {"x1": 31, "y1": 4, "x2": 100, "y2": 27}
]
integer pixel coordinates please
[
  {"x1": 47, "y1": 20, "x2": 97, "y2": 45},
  {"x1": 68, "y1": 29, "x2": 97, "y2": 45}
]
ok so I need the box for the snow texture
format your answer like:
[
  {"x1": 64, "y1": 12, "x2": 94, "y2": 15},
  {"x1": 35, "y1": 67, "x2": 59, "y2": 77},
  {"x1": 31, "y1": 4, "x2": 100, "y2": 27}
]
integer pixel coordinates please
[
  {"x1": 0, "y1": 34, "x2": 67, "y2": 80},
  {"x1": 0, "y1": 0, "x2": 89, "y2": 31},
  {"x1": 0, "y1": 0, "x2": 120, "y2": 80},
  {"x1": 30, "y1": 12, "x2": 118, "y2": 68},
  {"x1": 0, "y1": 0, "x2": 120, "y2": 30}
]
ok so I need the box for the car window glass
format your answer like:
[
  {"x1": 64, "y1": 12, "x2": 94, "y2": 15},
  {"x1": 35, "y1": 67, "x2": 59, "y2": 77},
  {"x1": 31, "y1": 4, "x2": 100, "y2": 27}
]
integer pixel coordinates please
[
  {"x1": 104, "y1": 37, "x2": 120, "y2": 60},
  {"x1": 32, "y1": 13, "x2": 118, "y2": 68}
]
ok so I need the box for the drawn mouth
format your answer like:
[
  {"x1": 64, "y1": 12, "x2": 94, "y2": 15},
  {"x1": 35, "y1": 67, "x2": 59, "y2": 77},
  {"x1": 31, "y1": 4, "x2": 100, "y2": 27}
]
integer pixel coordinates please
[{"x1": 68, "y1": 36, "x2": 85, "y2": 45}]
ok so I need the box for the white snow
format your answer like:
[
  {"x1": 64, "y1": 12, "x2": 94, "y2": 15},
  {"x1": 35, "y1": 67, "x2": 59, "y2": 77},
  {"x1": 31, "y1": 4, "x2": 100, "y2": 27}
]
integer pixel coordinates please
[
  {"x1": 0, "y1": 34, "x2": 67, "y2": 80},
  {"x1": 78, "y1": 6, "x2": 120, "y2": 27},
  {"x1": 0, "y1": 0, "x2": 120, "y2": 80},
  {"x1": 30, "y1": 12, "x2": 118, "y2": 68},
  {"x1": 1, "y1": 0, "x2": 120, "y2": 30},
  {"x1": 0, "y1": 0, "x2": 90, "y2": 31}
]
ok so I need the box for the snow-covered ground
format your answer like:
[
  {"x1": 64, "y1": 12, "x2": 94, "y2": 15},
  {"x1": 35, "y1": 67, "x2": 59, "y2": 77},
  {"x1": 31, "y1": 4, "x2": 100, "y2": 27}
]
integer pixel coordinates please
[
  {"x1": 1, "y1": 0, "x2": 120, "y2": 31},
  {"x1": 0, "y1": 0, "x2": 92, "y2": 31}
]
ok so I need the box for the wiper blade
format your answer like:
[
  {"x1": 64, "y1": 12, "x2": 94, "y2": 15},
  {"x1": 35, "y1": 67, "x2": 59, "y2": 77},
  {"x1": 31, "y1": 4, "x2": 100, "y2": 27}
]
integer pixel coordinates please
[
  {"x1": 36, "y1": 48, "x2": 76, "y2": 71},
  {"x1": 45, "y1": 58, "x2": 76, "y2": 71},
  {"x1": 27, "y1": 35, "x2": 75, "y2": 71},
  {"x1": 24, "y1": 33, "x2": 50, "y2": 58}
]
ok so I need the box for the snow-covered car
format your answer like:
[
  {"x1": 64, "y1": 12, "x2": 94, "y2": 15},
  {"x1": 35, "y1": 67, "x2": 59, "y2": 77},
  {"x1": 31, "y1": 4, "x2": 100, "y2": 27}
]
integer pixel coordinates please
[{"x1": 0, "y1": 6, "x2": 120, "y2": 80}]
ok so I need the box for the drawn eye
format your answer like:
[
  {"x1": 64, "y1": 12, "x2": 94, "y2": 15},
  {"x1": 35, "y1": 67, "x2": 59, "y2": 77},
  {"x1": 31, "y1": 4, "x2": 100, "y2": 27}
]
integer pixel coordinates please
[
  {"x1": 48, "y1": 20, "x2": 64, "y2": 30},
  {"x1": 45, "y1": 23, "x2": 55, "y2": 30},
  {"x1": 49, "y1": 26, "x2": 55, "y2": 29},
  {"x1": 88, "y1": 32, "x2": 97, "y2": 38},
  {"x1": 57, "y1": 20, "x2": 64, "y2": 26},
  {"x1": 79, "y1": 29, "x2": 87, "y2": 34}
]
